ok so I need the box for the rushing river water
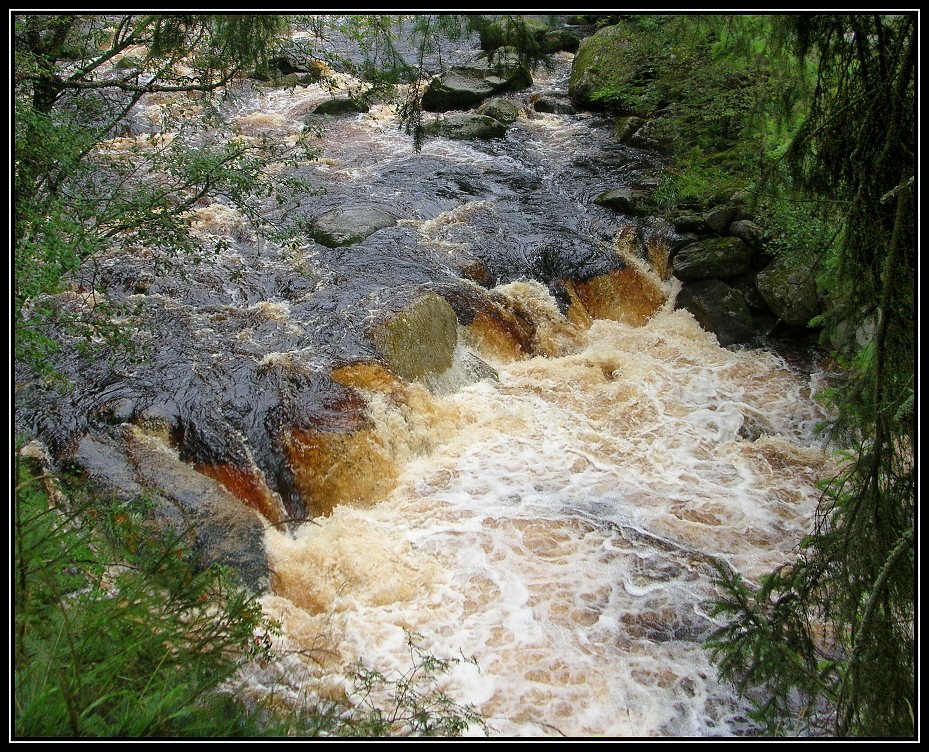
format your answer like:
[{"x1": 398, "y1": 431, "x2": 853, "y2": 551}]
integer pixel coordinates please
[
  {"x1": 218, "y1": 55, "x2": 833, "y2": 736},
  {"x1": 20, "y1": 30, "x2": 839, "y2": 737}
]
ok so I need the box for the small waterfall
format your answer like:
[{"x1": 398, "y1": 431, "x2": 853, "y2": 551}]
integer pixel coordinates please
[{"x1": 251, "y1": 302, "x2": 834, "y2": 736}]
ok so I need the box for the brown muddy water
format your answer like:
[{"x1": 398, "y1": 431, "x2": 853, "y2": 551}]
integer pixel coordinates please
[{"x1": 16, "y1": 43, "x2": 838, "y2": 736}]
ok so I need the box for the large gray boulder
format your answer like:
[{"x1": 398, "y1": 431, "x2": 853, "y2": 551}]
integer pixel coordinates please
[
  {"x1": 672, "y1": 236, "x2": 755, "y2": 281},
  {"x1": 310, "y1": 206, "x2": 398, "y2": 248},
  {"x1": 421, "y1": 62, "x2": 533, "y2": 112},
  {"x1": 676, "y1": 279, "x2": 756, "y2": 346},
  {"x1": 476, "y1": 97, "x2": 522, "y2": 123},
  {"x1": 73, "y1": 427, "x2": 270, "y2": 592},
  {"x1": 755, "y1": 254, "x2": 823, "y2": 327}
]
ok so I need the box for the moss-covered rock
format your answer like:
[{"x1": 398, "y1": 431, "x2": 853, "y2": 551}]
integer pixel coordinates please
[
  {"x1": 569, "y1": 23, "x2": 642, "y2": 109},
  {"x1": 311, "y1": 97, "x2": 369, "y2": 115},
  {"x1": 476, "y1": 98, "x2": 522, "y2": 123},
  {"x1": 755, "y1": 255, "x2": 823, "y2": 327},
  {"x1": 672, "y1": 236, "x2": 754, "y2": 281},
  {"x1": 371, "y1": 293, "x2": 458, "y2": 382},
  {"x1": 426, "y1": 114, "x2": 508, "y2": 140}
]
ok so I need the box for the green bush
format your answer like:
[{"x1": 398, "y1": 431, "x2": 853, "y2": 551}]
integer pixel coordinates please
[
  {"x1": 13, "y1": 459, "x2": 488, "y2": 738},
  {"x1": 13, "y1": 460, "x2": 279, "y2": 738}
]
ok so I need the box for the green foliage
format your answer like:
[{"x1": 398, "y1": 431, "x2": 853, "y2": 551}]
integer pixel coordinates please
[
  {"x1": 706, "y1": 561, "x2": 841, "y2": 736},
  {"x1": 13, "y1": 460, "x2": 279, "y2": 738},
  {"x1": 704, "y1": 14, "x2": 915, "y2": 738},
  {"x1": 14, "y1": 14, "x2": 317, "y2": 373},
  {"x1": 289, "y1": 635, "x2": 487, "y2": 737}
]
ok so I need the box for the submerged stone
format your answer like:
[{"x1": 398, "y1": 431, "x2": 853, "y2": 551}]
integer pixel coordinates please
[{"x1": 310, "y1": 206, "x2": 398, "y2": 248}]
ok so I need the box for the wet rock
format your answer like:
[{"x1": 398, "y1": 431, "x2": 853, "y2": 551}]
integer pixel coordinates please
[
  {"x1": 676, "y1": 279, "x2": 756, "y2": 346},
  {"x1": 371, "y1": 292, "x2": 458, "y2": 383},
  {"x1": 422, "y1": 63, "x2": 532, "y2": 112},
  {"x1": 476, "y1": 97, "x2": 522, "y2": 123},
  {"x1": 672, "y1": 236, "x2": 754, "y2": 281},
  {"x1": 426, "y1": 113, "x2": 508, "y2": 140},
  {"x1": 256, "y1": 73, "x2": 302, "y2": 88},
  {"x1": 311, "y1": 97, "x2": 369, "y2": 115},
  {"x1": 74, "y1": 428, "x2": 270, "y2": 592},
  {"x1": 593, "y1": 187, "x2": 655, "y2": 216},
  {"x1": 755, "y1": 254, "x2": 823, "y2": 327},
  {"x1": 533, "y1": 96, "x2": 577, "y2": 115},
  {"x1": 310, "y1": 206, "x2": 398, "y2": 248}
]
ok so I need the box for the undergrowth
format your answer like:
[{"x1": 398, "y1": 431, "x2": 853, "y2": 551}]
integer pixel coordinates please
[{"x1": 13, "y1": 455, "x2": 486, "y2": 738}]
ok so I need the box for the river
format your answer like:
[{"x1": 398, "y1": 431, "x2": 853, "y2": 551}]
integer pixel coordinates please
[
  {"x1": 217, "y1": 48, "x2": 834, "y2": 736},
  {"x1": 21, "y1": 28, "x2": 838, "y2": 737}
]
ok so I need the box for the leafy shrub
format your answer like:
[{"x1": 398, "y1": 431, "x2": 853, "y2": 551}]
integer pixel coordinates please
[{"x1": 13, "y1": 460, "x2": 279, "y2": 738}]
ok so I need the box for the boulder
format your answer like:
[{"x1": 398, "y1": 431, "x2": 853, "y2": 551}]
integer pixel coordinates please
[
  {"x1": 676, "y1": 279, "x2": 756, "y2": 346},
  {"x1": 672, "y1": 236, "x2": 754, "y2": 281},
  {"x1": 476, "y1": 98, "x2": 522, "y2": 123},
  {"x1": 371, "y1": 292, "x2": 458, "y2": 382},
  {"x1": 673, "y1": 215, "x2": 710, "y2": 233},
  {"x1": 703, "y1": 206, "x2": 741, "y2": 234},
  {"x1": 311, "y1": 97, "x2": 369, "y2": 115},
  {"x1": 533, "y1": 96, "x2": 577, "y2": 115},
  {"x1": 426, "y1": 113, "x2": 508, "y2": 140},
  {"x1": 310, "y1": 206, "x2": 397, "y2": 248},
  {"x1": 755, "y1": 254, "x2": 823, "y2": 327},
  {"x1": 728, "y1": 219, "x2": 765, "y2": 249},
  {"x1": 73, "y1": 427, "x2": 270, "y2": 592},
  {"x1": 569, "y1": 23, "x2": 640, "y2": 109},
  {"x1": 542, "y1": 28, "x2": 581, "y2": 54},
  {"x1": 422, "y1": 63, "x2": 532, "y2": 112},
  {"x1": 593, "y1": 187, "x2": 655, "y2": 216}
]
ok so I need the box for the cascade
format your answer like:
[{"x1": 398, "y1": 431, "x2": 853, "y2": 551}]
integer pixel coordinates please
[
  {"x1": 18, "y1": 32, "x2": 838, "y2": 737},
  {"x1": 225, "y1": 55, "x2": 835, "y2": 736}
]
